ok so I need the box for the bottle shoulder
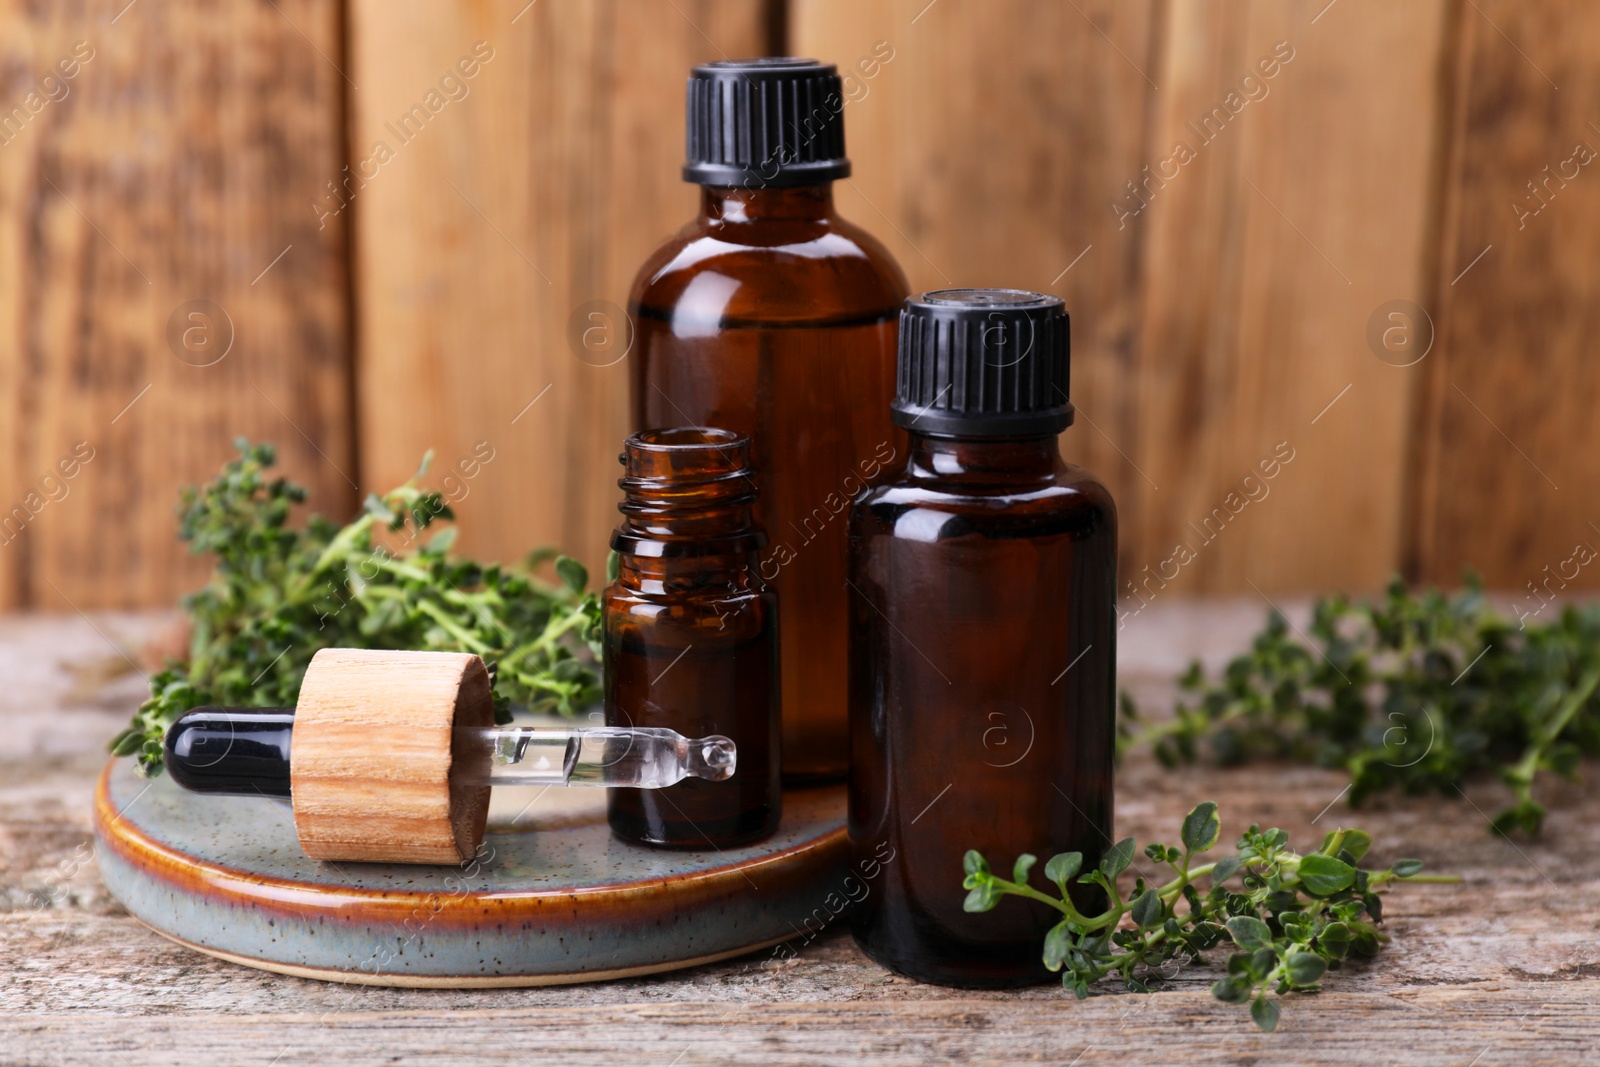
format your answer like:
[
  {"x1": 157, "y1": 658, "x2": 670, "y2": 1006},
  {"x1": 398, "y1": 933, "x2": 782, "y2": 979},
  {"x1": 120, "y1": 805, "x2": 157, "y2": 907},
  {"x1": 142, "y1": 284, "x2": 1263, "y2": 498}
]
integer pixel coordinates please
[
  {"x1": 604, "y1": 577, "x2": 774, "y2": 632},
  {"x1": 854, "y1": 462, "x2": 1116, "y2": 523},
  {"x1": 629, "y1": 211, "x2": 909, "y2": 325}
]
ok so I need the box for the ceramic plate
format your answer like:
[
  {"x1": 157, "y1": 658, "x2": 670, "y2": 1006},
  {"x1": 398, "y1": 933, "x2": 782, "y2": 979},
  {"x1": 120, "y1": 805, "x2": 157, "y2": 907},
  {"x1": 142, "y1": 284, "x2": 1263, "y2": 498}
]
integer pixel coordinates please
[{"x1": 94, "y1": 758, "x2": 848, "y2": 986}]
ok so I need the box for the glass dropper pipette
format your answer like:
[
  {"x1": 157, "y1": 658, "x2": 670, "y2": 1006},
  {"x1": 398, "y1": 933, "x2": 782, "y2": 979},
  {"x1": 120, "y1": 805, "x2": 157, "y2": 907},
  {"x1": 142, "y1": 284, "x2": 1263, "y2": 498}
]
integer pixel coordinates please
[
  {"x1": 163, "y1": 707, "x2": 735, "y2": 797},
  {"x1": 471, "y1": 723, "x2": 735, "y2": 788}
]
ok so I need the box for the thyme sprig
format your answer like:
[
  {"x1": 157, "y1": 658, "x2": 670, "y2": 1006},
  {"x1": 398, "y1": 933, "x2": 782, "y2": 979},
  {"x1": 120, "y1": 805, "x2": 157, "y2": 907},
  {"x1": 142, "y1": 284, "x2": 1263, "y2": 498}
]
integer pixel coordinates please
[
  {"x1": 109, "y1": 440, "x2": 602, "y2": 775},
  {"x1": 963, "y1": 802, "x2": 1451, "y2": 1031},
  {"x1": 1119, "y1": 578, "x2": 1600, "y2": 835}
]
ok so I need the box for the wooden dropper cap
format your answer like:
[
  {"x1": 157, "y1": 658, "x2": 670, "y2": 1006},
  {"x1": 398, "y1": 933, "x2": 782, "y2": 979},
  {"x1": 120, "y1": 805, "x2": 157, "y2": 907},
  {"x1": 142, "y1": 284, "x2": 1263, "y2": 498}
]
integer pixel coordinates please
[{"x1": 289, "y1": 648, "x2": 493, "y2": 864}]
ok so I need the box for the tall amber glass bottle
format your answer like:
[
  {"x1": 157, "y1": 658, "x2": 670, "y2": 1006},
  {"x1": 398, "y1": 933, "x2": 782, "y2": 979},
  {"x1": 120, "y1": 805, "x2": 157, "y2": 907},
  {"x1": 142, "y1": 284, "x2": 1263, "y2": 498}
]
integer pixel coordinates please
[
  {"x1": 604, "y1": 428, "x2": 781, "y2": 848},
  {"x1": 629, "y1": 58, "x2": 908, "y2": 781},
  {"x1": 847, "y1": 291, "x2": 1117, "y2": 987}
]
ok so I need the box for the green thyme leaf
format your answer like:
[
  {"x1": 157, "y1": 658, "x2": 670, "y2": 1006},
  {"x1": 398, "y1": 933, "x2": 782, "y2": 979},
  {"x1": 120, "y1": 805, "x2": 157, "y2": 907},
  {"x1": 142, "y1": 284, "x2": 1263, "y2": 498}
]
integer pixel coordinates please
[
  {"x1": 1297, "y1": 854, "x2": 1356, "y2": 896},
  {"x1": 1211, "y1": 976, "x2": 1252, "y2": 1004},
  {"x1": 1284, "y1": 949, "x2": 1328, "y2": 987},
  {"x1": 1099, "y1": 838, "x2": 1136, "y2": 878},
  {"x1": 1129, "y1": 887, "x2": 1163, "y2": 929},
  {"x1": 554, "y1": 555, "x2": 588, "y2": 594},
  {"x1": 963, "y1": 882, "x2": 1004, "y2": 913},
  {"x1": 1181, "y1": 801, "x2": 1222, "y2": 852},
  {"x1": 963, "y1": 850, "x2": 989, "y2": 878},
  {"x1": 1211, "y1": 855, "x2": 1243, "y2": 883},
  {"x1": 1042, "y1": 921, "x2": 1072, "y2": 971},
  {"x1": 1225, "y1": 915, "x2": 1272, "y2": 952},
  {"x1": 1251, "y1": 994, "x2": 1281, "y2": 1032},
  {"x1": 1044, "y1": 851, "x2": 1082, "y2": 889}
]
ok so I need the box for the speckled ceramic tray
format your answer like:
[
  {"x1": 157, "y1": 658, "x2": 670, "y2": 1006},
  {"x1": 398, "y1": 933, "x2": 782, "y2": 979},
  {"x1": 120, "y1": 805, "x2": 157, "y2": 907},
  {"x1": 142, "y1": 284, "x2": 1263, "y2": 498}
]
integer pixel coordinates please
[{"x1": 94, "y1": 758, "x2": 847, "y2": 986}]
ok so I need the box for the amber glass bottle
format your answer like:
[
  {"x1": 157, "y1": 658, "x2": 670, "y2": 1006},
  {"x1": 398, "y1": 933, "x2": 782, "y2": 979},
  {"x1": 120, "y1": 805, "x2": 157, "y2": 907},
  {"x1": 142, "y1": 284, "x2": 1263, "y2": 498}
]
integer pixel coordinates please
[
  {"x1": 604, "y1": 428, "x2": 780, "y2": 848},
  {"x1": 847, "y1": 291, "x2": 1117, "y2": 987},
  {"x1": 629, "y1": 58, "x2": 908, "y2": 782}
]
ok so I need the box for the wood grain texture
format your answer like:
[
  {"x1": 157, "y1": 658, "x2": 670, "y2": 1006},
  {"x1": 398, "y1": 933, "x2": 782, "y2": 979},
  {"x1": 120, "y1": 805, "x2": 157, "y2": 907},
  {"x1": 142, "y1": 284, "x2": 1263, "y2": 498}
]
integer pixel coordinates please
[
  {"x1": 789, "y1": 0, "x2": 1160, "y2": 574},
  {"x1": 347, "y1": 0, "x2": 768, "y2": 582},
  {"x1": 3, "y1": 989, "x2": 1599, "y2": 1067},
  {"x1": 793, "y1": 0, "x2": 1453, "y2": 596},
  {"x1": 3, "y1": 1, "x2": 1600, "y2": 608},
  {"x1": 1129, "y1": 0, "x2": 1449, "y2": 595},
  {"x1": 1409, "y1": 1, "x2": 1600, "y2": 592},
  {"x1": 0, "y1": 0, "x2": 355, "y2": 610},
  {"x1": 291, "y1": 649, "x2": 491, "y2": 864},
  {"x1": 5, "y1": 606, "x2": 1600, "y2": 1064}
]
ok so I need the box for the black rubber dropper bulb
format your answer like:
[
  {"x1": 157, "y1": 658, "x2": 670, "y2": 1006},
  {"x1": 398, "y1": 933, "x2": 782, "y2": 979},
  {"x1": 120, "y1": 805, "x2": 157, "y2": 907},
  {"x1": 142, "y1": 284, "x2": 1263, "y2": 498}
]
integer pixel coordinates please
[{"x1": 164, "y1": 707, "x2": 296, "y2": 797}]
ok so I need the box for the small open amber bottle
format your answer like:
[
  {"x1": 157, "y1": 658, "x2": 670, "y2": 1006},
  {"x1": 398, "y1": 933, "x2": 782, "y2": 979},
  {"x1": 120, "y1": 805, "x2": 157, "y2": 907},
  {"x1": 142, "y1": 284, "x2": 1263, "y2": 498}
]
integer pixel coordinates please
[
  {"x1": 629, "y1": 58, "x2": 908, "y2": 782},
  {"x1": 847, "y1": 290, "x2": 1117, "y2": 986},
  {"x1": 604, "y1": 427, "x2": 781, "y2": 848}
]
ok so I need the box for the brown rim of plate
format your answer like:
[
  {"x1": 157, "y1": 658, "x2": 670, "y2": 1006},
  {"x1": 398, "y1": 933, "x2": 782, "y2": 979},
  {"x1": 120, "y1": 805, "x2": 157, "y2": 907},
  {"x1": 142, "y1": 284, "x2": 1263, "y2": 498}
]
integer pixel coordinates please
[{"x1": 94, "y1": 759, "x2": 848, "y2": 930}]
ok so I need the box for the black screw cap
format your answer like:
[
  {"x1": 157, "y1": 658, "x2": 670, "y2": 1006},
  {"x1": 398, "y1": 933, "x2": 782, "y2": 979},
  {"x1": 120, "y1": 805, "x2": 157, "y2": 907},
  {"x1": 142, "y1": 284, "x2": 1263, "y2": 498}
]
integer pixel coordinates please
[
  {"x1": 683, "y1": 57, "x2": 851, "y2": 189},
  {"x1": 892, "y1": 289, "x2": 1073, "y2": 437}
]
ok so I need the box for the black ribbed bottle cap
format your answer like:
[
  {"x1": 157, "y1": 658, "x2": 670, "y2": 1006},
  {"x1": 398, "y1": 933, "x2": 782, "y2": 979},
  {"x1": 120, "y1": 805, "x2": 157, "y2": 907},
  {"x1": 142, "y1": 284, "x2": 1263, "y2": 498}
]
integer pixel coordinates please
[
  {"x1": 683, "y1": 58, "x2": 851, "y2": 188},
  {"x1": 892, "y1": 289, "x2": 1073, "y2": 436}
]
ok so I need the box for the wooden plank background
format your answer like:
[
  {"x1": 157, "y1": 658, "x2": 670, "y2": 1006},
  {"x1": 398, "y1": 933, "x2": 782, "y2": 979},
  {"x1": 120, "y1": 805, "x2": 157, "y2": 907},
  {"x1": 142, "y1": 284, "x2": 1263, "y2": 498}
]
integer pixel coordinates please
[
  {"x1": 1, "y1": 0, "x2": 1597, "y2": 608},
  {"x1": 0, "y1": 0, "x2": 355, "y2": 611},
  {"x1": 1409, "y1": 0, "x2": 1600, "y2": 591},
  {"x1": 1128, "y1": 0, "x2": 1449, "y2": 595},
  {"x1": 347, "y1": 0, "x2": 767, "y2": 575}
]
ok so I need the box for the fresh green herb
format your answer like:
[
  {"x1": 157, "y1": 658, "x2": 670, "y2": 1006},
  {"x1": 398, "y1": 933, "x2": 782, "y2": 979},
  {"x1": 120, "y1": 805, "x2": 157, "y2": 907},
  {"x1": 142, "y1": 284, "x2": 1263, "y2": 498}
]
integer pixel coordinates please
[
  {"x1": 962, "y1": 802, "x2": 1452, "y2": 1031},
  {"x1": 1119, "y1": 578, "x2": 1600, "y2": 836},
  {"x1": 109, "y1": 440, "x2": 602, "y2": 775}
]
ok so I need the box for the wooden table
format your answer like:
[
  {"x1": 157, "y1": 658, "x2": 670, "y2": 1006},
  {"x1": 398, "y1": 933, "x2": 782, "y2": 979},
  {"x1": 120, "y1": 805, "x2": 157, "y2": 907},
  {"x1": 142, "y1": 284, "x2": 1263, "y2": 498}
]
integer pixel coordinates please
[{"x1": 4, "y1": 603, "x2": 1596, "y2": 1065}]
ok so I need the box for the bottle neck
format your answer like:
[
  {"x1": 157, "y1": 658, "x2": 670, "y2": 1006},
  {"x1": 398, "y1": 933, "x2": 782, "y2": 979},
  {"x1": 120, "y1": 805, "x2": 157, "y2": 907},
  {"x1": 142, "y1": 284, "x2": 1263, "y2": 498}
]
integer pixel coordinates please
[
  {"x1": 904, "y1": 431, "x2": 1065, "y2": 485},
  {"x1": 700, "y1": 183, "x2": 835, "y2": 224},
  {"x1": 610, "y1": 428, "x2": 765, "y2": 577}
]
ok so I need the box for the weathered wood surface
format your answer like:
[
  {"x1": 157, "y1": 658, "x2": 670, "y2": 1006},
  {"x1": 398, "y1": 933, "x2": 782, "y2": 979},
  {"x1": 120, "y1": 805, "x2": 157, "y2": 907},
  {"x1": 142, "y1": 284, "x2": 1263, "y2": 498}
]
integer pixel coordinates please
[
  {"x1": 0, "y1": 0, "x2": 355, "y2": 610},
  {"x1": 4, "y1": 602, "x2": 1599, "y2": 1065}
]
